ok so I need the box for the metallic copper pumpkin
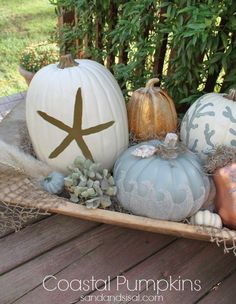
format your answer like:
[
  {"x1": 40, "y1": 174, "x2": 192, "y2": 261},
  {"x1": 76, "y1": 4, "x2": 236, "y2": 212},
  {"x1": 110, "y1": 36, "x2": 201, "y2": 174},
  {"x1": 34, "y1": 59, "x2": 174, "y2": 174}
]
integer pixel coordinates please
[
  {"x1": 213, "y1": 164, "x2": 236, "y2": 229},
  {"x1": 127, "y1": 78, "x2": 177, "y2": 140}
]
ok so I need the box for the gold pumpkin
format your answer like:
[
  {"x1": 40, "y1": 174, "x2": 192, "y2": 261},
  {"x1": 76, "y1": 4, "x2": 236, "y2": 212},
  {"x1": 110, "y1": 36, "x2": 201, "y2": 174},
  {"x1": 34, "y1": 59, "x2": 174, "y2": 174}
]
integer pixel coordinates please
[{"x1": 127, "y1": 78, "x2": 177, "y2": 140}]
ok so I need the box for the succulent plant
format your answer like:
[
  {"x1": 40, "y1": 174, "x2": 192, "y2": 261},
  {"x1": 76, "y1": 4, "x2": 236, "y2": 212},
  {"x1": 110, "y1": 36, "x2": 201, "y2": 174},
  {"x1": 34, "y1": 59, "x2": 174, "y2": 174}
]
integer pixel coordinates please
[{"x1": 64, "y1": 156, "x2": 117, "y2": 209}]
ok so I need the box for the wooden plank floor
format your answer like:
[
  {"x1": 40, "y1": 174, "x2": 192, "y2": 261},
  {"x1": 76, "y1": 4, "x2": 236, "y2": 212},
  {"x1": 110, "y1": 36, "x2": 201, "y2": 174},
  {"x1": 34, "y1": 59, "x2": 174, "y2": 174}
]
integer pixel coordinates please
[
  {"x1": 0, "y1": 93, "x2": 236, "y2": 304},
  {"x1": 0, "y1": 215, "x2": 236, "y2": 304},
  {"x1": 0, "y1": 92, "x2": 26, "y2": 121}
]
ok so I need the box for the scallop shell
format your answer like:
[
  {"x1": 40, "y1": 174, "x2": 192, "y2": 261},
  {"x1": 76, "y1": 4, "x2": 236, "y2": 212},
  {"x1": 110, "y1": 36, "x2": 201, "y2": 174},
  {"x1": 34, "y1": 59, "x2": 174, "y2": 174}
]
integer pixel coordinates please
[{"x1": 131, "y1": 145, "x2": 156, "y2": 158}]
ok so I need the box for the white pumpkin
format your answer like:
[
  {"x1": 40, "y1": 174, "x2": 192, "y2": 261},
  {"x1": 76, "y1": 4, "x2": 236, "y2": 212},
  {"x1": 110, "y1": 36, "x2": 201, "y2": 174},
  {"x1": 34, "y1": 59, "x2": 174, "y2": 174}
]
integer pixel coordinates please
[
  {"x1": 190, "y1": 210, "x2": 222, "y2": 229},
  {"x1": 180, "y1": 89, "x2": 236, "y2": 160},
  {"x1": 26, "y1": 54, "x2": 129, "y2": 172}
]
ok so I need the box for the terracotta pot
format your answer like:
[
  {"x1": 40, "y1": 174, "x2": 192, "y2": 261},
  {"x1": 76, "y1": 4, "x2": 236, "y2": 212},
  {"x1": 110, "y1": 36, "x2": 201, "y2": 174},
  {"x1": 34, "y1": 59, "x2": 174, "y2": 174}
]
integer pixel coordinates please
[
  {"x1": 213, "y1": 164, "x2": 236, "y2": 229},
  {"x1": 18, "y1": 66, "x2": 35, "y2": 86}
]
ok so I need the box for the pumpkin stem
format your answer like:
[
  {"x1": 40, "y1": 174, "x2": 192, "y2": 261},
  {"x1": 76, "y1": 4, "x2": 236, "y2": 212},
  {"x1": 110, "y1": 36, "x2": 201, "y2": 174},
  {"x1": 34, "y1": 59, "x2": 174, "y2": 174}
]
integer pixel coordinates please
[
  {"x1": 145, "y1": 78, "x2": 160, "y2": 89},
  {"x1": 164, "y1": 133, "x2": 178, "y2": 148},
  {"x1": 226, "y1": 89, "x2": 236, "y2": 101},
  {"x1": 155, "y1": 133, "x2": 186, "y2": 160},
  {"x1": 58, "y1": 54, "x2": 79, "y2": 69},
  {"x1": 44, "y1": 175, "x2": 52, "y2": 182}
]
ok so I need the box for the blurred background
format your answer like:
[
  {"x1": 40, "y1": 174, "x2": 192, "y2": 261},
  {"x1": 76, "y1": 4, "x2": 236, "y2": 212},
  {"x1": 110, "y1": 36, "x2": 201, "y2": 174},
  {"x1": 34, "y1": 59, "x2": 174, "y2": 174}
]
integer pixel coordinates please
[{"x1": 0, "y1": 0, "x2": 235, "y2": 114}]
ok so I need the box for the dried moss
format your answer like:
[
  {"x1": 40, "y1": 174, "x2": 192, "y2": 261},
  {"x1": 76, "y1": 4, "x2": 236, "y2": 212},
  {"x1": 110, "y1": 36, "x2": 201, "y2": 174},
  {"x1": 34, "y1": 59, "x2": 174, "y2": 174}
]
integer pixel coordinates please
[{"x1": 205, "y1": 146, "x2": 236, "y2": 174}]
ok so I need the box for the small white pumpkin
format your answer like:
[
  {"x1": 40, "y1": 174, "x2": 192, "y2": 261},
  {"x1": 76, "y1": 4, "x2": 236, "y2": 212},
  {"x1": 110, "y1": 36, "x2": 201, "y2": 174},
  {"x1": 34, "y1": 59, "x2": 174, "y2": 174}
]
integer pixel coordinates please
[
  {"x1": 42, "y1": 171, "x2": 65, "y2": 194},
  {"x1": 190, "y1": 210, "x2": 222, "y2": 229},
  {"x1": 180, "y1": 89, "x2": 236, "y2": 160},
  {"x1": 26, "y1": 54, "x2": 129, "y2": 172}
]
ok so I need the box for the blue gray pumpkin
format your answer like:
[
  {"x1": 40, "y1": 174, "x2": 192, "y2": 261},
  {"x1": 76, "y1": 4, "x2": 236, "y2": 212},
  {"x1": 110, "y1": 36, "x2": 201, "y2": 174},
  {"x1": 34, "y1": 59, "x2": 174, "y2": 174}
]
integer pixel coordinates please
[
  {"x1": 42, "y1": 171, "x2": 65, "y2": 194},
  {"x1": 113, "y1": 134, "x2": 211, "y2": 221},
  {"x1": 180, "y1": 89, "x2": 236, "y2": 160}
]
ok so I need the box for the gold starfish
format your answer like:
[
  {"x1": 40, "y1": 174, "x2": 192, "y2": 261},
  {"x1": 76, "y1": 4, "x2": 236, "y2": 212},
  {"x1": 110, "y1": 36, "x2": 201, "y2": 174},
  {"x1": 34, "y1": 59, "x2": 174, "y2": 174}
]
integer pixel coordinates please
[{"x1": 37, "y1": 88, "x2": 114, "y2": 161}]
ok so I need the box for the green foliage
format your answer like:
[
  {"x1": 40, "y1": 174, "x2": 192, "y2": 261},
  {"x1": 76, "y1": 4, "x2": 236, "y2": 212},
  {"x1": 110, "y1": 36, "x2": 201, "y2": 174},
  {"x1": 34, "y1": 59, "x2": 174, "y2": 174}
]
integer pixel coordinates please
[
  {"x1": 20, "y1": 42, "x2": 59, "y2": 73},
  {"x1": 160, "y1": 0, "x2": 236, "y2": 105},
  {"x1": 65, "y1": 156, "x2": 117, "y2": 209},
  {"x1": 50, "y1": 0, "x2": 236, "y2": 111},
  {"x1": 0, "y1": 0, "x2": 56, "y2": 97}
]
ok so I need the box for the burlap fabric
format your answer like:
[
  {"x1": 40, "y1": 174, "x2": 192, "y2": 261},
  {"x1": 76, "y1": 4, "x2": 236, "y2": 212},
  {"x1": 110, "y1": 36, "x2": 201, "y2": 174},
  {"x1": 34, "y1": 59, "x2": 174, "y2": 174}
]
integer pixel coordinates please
[
  {"x1": 0, "y1": 98, "x2": 236, "y2": 255},
  {"x1": 0, "y1": 169, "x2": 66, "y2": 236},
  {"x1": 0, "y1": 99, "x2": 66, "y2": 236},
  {"x1": 198, "y1": 225, "x2": 236, "y2": 256}
]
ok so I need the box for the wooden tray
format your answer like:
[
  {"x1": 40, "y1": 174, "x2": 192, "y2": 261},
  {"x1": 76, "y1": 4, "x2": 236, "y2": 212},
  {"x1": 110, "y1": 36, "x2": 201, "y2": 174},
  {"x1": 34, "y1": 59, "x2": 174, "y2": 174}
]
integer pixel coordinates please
[
  {"x1": 7, "y1": 195, "x2": 235, "y2": 244},
  {"x1": 38, "y1": 200, "x2": 236, "y2": 243},
  {"x1": 1, "y1": 97, "x2": 236, "y2": 245}
]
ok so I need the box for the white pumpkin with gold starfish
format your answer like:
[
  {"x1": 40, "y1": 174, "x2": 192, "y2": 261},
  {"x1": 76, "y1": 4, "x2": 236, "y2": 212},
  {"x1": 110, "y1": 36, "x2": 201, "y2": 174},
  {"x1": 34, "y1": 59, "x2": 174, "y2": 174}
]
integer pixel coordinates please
[{"x1": 26, "y1": 54, "x2": 129, "y2": 172}]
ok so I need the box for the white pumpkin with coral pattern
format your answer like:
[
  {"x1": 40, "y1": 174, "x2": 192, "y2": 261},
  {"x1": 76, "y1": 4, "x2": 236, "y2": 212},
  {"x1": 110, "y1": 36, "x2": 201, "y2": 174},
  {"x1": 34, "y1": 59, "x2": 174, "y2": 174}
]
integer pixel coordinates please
[{"x1": 180, "y1": 90, "x2": 236, "y2": 160}]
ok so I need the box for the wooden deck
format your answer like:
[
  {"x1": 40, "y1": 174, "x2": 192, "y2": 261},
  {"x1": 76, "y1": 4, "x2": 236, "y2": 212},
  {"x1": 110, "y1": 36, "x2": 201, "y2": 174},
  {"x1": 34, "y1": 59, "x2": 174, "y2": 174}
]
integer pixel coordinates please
[{"x1": 0, "y1": 93, "x2": 236, "y2": 304}]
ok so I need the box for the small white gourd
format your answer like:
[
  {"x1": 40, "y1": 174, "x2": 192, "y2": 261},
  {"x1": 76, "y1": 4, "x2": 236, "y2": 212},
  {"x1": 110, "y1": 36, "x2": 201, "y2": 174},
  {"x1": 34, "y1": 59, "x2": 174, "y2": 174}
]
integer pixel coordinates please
[
  {"x1": 190, "y1": 210, "x2": 222, "y2": 229},
  {"x1": 42, "y1": 171, "x2": 65, "y2": 194}
]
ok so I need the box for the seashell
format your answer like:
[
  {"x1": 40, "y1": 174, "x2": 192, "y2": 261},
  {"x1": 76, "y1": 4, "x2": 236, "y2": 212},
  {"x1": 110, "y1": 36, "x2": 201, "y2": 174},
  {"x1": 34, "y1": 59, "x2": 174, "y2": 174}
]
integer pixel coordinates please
[
  {"x1": 131, "y1": 144, "x2": 156, "y2": 158},
  {"x1": 163, "y1": 132, "x2": 178, "y2": 148},
  {"x1": 190, "y1": 210, "x2": 222, "y2": 229}
]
